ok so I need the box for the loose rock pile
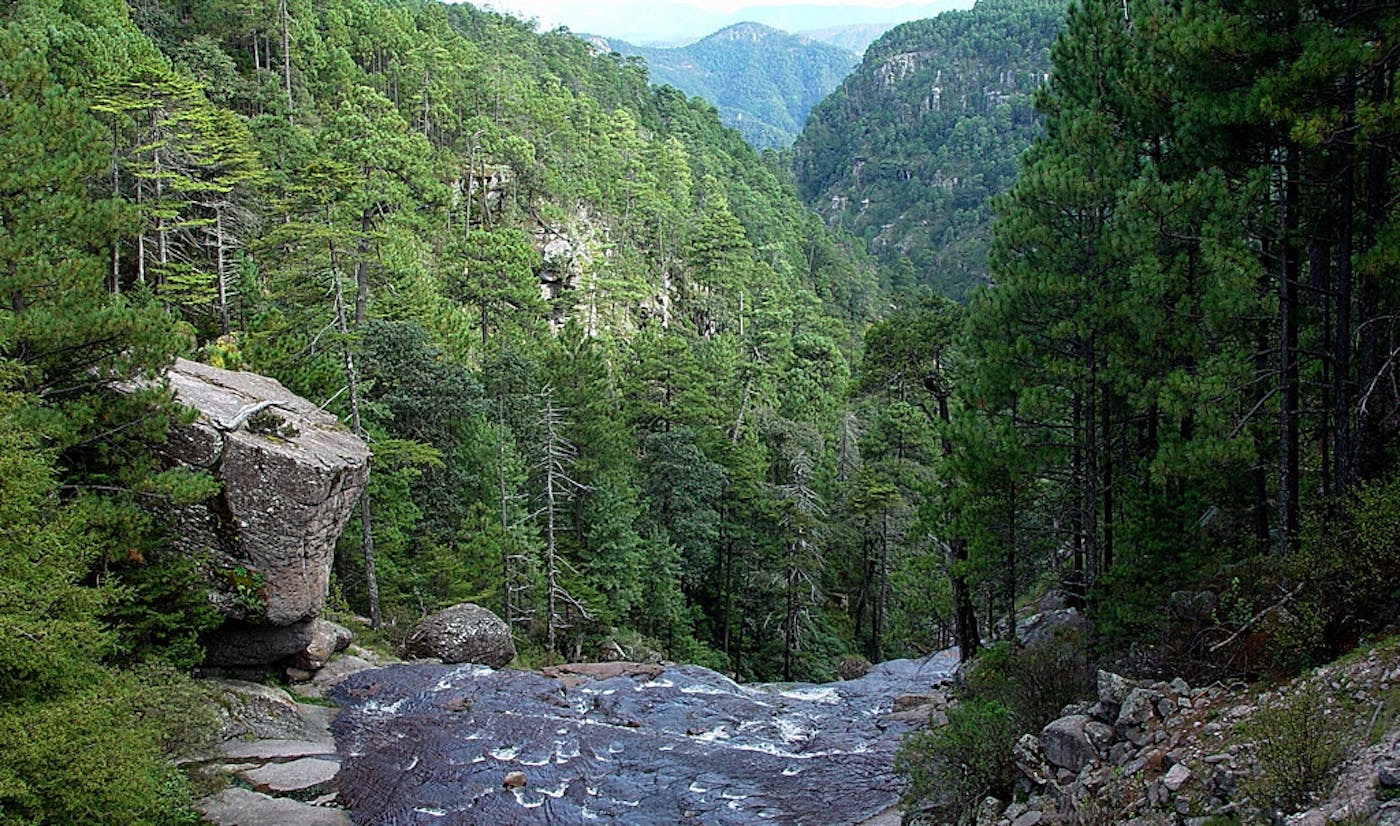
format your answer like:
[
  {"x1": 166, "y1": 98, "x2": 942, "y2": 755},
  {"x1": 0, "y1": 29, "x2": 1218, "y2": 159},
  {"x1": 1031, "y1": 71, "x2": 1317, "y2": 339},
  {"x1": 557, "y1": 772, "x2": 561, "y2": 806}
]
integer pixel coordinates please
[{"x1": 982, "y1": 643, "x2": 1400, "y2": 826}]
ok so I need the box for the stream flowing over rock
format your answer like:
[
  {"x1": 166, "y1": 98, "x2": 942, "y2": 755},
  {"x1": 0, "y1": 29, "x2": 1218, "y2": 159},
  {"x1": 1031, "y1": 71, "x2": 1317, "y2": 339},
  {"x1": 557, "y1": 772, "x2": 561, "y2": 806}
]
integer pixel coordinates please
[{"x1": 330, "y1": 651, "x2": 958, "y2": 824}]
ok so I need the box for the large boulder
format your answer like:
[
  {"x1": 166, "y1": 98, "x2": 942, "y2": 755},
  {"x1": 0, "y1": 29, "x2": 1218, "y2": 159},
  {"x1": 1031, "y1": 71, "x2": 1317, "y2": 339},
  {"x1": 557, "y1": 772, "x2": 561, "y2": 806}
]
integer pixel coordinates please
[
  {"x1": 288, "y1": 618, "x2": 354, "y2": 672},
  {"x1": 1039, "y1": 714, "x2": 1098, "y2": 772},
  {"x1": 407, "y1": 603, "x2": 515, "y2": 668},
  {"x1": 130, "y1": 359, "x2": 370, "y2": 667},
  {"x1": 161, "y1": 358, "x2": 370, "y2": 628}
]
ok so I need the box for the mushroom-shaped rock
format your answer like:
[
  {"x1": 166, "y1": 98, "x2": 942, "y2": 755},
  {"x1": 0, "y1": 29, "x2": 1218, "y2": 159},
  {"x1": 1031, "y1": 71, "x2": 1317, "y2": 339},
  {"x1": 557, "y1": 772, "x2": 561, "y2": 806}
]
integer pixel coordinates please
[
  {"x1": 407, "y1": 603, "x2": 515, "y2": 668},
  {"x1": 156, "y1": 358, "x2": 370, "y2": 632}
]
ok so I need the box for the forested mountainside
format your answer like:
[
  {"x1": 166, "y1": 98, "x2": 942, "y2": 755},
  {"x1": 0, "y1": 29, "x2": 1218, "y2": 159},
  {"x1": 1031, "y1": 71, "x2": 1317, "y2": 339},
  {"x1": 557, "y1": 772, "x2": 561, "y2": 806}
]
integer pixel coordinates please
[
  {"x1": 0, "y1": 0, "x2": 923, "y2": 814},
  {"x1": 584, "y1": 22, "x2": 859, "y2": 149},
  {"x1": 5, "y1": 0, "x2": 1400, "y2": 820},
  {"x1": 895, "y1": 0, "x2": 1400, "y2": 816},
  {"x1": 792, "y1": 0, "x2": 1064, "y2": 299}
]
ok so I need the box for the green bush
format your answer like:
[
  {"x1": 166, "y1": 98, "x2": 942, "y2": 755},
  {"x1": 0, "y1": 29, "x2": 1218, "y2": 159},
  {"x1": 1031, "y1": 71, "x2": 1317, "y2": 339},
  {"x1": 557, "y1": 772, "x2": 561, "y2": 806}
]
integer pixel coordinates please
[
  {"x1": 894, "y1": 698, "x2": 1018, "y2": 824},
  {"x1": 963, "y1": 627, "x2": 1091, "y2": 731},
  {"x1": 0, "y1": 670, "x2": 206, "y2": 825},
  {"x1": 1239, "y1": 683, "x2": 1357, "y2": 816}
]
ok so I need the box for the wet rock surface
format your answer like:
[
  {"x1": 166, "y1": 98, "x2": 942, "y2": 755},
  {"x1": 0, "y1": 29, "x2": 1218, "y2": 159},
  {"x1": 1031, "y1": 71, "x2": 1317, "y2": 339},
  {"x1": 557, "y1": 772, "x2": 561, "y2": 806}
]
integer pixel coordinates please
[{"x1": 330, "y1": 651, "x2": 958, "y2": 824}]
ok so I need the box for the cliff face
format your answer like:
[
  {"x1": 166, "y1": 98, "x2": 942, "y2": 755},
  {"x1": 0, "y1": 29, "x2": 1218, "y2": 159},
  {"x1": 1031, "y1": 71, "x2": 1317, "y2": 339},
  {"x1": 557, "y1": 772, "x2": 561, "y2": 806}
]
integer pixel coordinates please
[{"x1": 791, "y1": 0, "x2": 1065, "y2": 299}]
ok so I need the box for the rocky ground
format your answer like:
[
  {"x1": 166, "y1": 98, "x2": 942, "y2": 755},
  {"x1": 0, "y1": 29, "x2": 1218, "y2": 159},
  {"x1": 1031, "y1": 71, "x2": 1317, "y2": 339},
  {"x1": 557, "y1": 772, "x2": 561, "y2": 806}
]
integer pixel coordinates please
[
  {"x1": 187, "y1": 645, "x2": 386, "y2": 826},
  {"x1": 975, "y1": 635, "x2": 1400, "y2": 826}
]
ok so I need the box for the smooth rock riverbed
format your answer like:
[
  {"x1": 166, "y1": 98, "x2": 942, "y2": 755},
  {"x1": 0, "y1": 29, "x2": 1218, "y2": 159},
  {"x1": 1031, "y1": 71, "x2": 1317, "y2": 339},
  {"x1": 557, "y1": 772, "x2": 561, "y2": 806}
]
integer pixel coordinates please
[{"x1": 329, "y1": 651, "x2": 957, "y2": 824}]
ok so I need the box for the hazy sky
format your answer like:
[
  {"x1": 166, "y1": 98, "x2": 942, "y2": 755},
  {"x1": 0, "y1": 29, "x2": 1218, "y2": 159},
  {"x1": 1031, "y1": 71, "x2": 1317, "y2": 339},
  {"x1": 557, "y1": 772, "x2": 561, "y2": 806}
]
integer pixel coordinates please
[{"x1": 473, "y1": 0, "x2": 972, "y2": 42}]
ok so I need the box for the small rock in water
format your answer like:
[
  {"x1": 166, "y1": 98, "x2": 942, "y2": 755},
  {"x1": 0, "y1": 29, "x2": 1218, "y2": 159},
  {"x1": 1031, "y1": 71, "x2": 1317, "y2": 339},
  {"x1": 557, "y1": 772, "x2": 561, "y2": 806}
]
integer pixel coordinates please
[{"x1": 503, "y1": 771, "x2": 526, "y2": 788}]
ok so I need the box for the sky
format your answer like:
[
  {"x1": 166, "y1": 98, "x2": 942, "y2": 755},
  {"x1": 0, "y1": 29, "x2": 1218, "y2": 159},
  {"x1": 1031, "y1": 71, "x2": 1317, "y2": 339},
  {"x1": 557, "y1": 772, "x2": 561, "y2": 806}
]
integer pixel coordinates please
[{"x1": 472, "y1": 0, "x2": 973, "y2": 44}]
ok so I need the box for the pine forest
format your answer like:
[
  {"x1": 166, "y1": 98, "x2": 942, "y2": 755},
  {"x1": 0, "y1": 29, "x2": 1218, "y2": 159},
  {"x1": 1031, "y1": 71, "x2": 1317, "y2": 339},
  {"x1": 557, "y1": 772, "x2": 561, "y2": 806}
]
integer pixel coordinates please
[{"x1": 1, "y1": 0, "x2": 1398, "y2": 821}]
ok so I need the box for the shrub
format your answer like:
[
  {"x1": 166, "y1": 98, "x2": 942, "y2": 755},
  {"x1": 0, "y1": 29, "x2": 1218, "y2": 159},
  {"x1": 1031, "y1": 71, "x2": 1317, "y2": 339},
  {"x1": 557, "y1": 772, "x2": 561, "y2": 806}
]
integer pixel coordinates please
[
  {"x1": 894, "y1": 698, "x2": 1018, "y2": 824},
  {"x1": 1239, "y1": 683, "x2": 1357, "y2": 816},
  {"x1": 0, "y1": 670, "x2": 207, "y2": 825},
  {"x1": 962, "y1": 626, "x2": 1091, "y2": 731}
]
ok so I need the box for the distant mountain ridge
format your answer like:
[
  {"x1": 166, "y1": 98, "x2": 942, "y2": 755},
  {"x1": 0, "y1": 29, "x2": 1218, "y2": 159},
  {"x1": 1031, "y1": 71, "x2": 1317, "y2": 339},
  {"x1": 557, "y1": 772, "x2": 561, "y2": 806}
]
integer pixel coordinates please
[
  {"x1": 797, "y1": 23, "x2": 893, "y2": 55},
  {"x1": 549, "y1": 1, "x2": 973, "y2": 46},
  {"x1": 791, "y1": 0, "x2": 1066, "y2": 299},
  {"x1": 583, "y1": 22, "x2": 859, "y2": 149}
]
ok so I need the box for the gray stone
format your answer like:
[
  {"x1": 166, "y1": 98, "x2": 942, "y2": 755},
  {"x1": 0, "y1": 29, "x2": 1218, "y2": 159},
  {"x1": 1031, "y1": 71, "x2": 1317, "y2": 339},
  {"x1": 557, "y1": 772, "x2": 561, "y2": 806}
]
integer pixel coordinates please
[
  {"x1": 1157, "y1": 697, "x2": 1179, "y2": 718},
  {"x1": 158, "y1": 359, "x2": 370, "y2": 629},
  {"x1": 240, "y1": 756, "x2": 340, "y2": 795},
  {"x1": 197, "y1": 786, "x2": 349, "y2": 826},
  {"x1": 1040, "y1": 714, "x2": 1097, "y2": 772},
  {"x1": 1110, "y1": 741, "x2": 1134, "y2": 766},
  {"x1": 407, "y1": 603, "x2": 515, "y2": 668},
  {"x1": 211, "y1": 679, "x2": 311, "y2": 742},
  {"x1": 289, "y1": 618, "x2": 354, "y2": 671},
  {"x1": 1379, "y1": 762, "x2": 1400, "y2": 788},
  {"x1": 220, "y1": 738, "x2": 339, "y2": 761},
  {"x1": 1117, "y1": 686, "x2": 1162, "y2": 727},
  {"x1": 1010, "y1": 810, "x2": 1043, "y2": 826},
  {"x1": 1169, "y1": 677, "x2": 1192, "y2": 696},
  {"x1": 1098, "y1": 669, "x2": 1134, "y2": 707},
  {"x1": 1084, "y1": 719, "x2": 1115, "y2": 753},
  {"x1": 1016, "y1": 607, "x2": 1084, "y2": 648},
  {"x1": 975, "y1": 796, "x2": 1005, "y2": 826},
  {"x1": 1164, "y1": 762, "x2": 1192, "y2": 792},
  {"x1": 1014, "y1": 733, "x2": 1053, "y2": 786},
  {"x1": 291, "y1": 654, "x2": 375, "y2": 700},
  {"x1": 206, "y1": 620, "x2": 317, "y2": 667}
]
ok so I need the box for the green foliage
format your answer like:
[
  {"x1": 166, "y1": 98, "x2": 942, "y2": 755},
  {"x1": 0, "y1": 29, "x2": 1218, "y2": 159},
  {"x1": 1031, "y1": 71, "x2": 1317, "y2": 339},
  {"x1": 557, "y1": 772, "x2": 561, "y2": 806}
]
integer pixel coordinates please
[
  {"x1": 962, "y1": 630, "x2": 1091, "y2": 731},
  {"x1": 896, "y1": 630, "x2": 1090, "y2": 821},
  {"x1": 792, "y1": 0, "x2": 1066, "y2": 299},
  {"x1": 1239, "y1": 684, "x2": 1357, "y2": 816},
  {"x1": 894, "y1": 699, "x2": 1018, "y2": 824}
]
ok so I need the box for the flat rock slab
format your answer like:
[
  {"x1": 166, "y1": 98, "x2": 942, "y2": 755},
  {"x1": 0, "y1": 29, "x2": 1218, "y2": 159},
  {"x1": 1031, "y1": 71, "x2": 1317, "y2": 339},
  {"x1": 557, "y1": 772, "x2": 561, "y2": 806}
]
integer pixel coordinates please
[
  {"x1": 332, "y1": 653, "x2": 959, "y2": 824},
  {"x1": 198, "y1": 786, "x2": 349, "y2": 826},
  {"x1": 219, "y1": 738, "x2": 338, "y2": 762},
  {"x1": 240, "y1": 756, "x2": 340, "y2": 795}
]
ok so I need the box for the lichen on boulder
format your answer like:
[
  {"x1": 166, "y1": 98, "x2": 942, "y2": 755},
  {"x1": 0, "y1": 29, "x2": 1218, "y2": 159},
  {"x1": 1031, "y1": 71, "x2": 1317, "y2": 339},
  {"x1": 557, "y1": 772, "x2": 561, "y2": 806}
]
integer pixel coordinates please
[{"x1": 406, "y1": 603, "x2": 515, "y2": 668}]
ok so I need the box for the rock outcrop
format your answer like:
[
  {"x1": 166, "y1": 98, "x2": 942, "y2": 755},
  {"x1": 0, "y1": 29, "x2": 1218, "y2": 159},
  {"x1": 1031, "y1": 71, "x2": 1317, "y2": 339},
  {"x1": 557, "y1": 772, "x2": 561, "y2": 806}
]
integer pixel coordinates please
[
  {"x1": 192, "y1": 680, "x2": 350, "y2": 826},
  {"x1": 406, "y1": 602, "x2": 515, "y2": 668},
  {"x1": 155, "y1": 358, "x2": 370, "y2": 666},
  {"x1": 999, "y1": 643, "x2": 1400, "y2": 826}
]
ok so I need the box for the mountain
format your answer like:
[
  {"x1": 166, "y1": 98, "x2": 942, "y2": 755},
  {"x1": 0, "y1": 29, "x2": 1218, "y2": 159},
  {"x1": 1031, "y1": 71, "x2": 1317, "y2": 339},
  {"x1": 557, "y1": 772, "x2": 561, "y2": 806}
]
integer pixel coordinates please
[
  {"x1": 585, "y1": 23, "x2": 859, "y2": 149},
  {"x1": 797, "y1": 23, "x2": 895, "y2": 55},
  {"x1": 715, "y1": 2, "x2": 970, "y2": 34},
  {"x1": 791, "y1": 0, "x2": 1065, "y2": 299},
  {"x1": 524, "y1": 1, "x2": 973, "y2": 47}
]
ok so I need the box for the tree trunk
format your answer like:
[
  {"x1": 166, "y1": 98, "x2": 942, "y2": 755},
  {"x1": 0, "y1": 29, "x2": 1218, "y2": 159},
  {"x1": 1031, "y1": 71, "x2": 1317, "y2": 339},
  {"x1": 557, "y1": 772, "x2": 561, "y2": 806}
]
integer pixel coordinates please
[
  {"x1": 937, "y1": 390, "x2": 980, "y2": 661},
  {"x1": 281, "y1": 0, "x2": 293, "y2": 118},
  {"x1": 330, "y1": 238, "x2": 380, "y2": 629},
  {"x1": 1277, "y1": 152, "x2": 1301, "y2": 556}
]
